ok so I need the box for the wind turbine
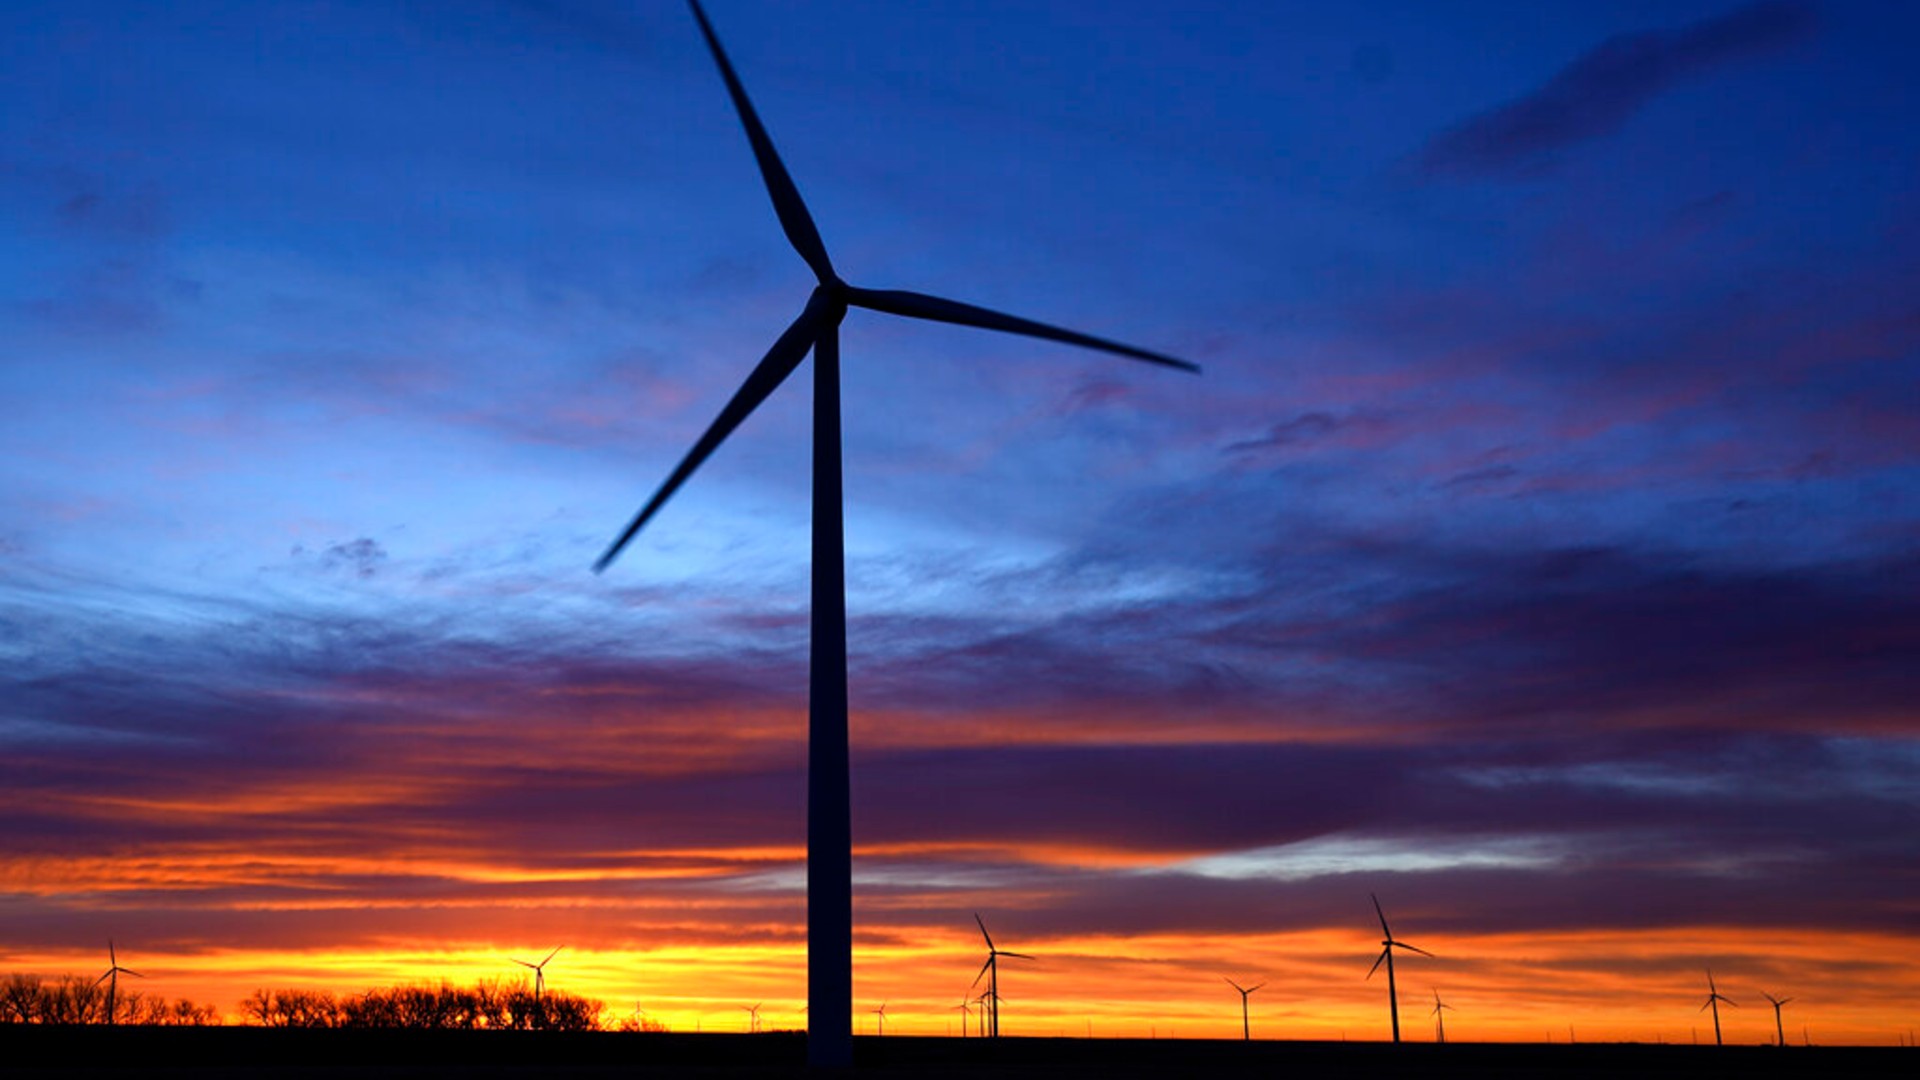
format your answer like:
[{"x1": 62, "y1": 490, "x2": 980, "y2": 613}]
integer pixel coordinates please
[
  {"x1": 1365, "y1": 894, "x2": 1432, "y2": 1044},
  {"x1": 953, "y1": 996, "x2": 971, "y2": 1038},
  {"x1": 94, "y1": 941, "x2": 142, "y2": 1026},
  {"x1": 1699, "y1": 969, "x2": 1737, "y2": 1046},
  {"x1": 1223, "y1": 977, "x2": 1263, "y2": 1042},
  {"x1": 871, "y1": 1002, "x2": 887, "y2": 1036},
  {"x1": 1430, "y1": 989, "x2": 1454, "y2": 1044},
  {"x1": 1761, "y1": 991, "x2": 1792, "y2": 1048},
  {"x1": 969, "y1": 914, "x2": 1034, "y2": 1038},
  {"x1": 592, "y1": 6, "x2": 1196, "y2": 1067},
  {"x1": 743, "y1": 1002, "x2": 763, "y2": 1034},
  {"x1": 513, "y1": 946, "x2": 562, "y2": 999}
]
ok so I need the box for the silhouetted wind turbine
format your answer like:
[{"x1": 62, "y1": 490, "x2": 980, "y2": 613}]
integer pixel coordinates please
[
  {"x1": 953, "y1": 996, "x2": 971, "y2": 1038},
  {"x1": 592, "y1": 6, "x2": 1196, "y2": 1066},
  {"x1": 743, "y1": 1001, "x2": 763, "y2": 1034},
  {"x1": 969, "y1": 914, "x2": 1034, "y2": 1038},
  {"x1": 1700, "y1": 969, "x2": 1737, "y2": 1046},
  {"x1": 1224, "y1": 977, "x2": 1263, "y2": 1041},
  {"x1": 1430, "y1": 988, "x2": 1454, "y2": 1044},
  {"x1": 1761, "y1": 991, "x2": 1793, "y2": 1048},
  {"x1": 1366, "y1": 894, "x2": 1432, "y2": 1044},
  {"x1": 94, "y1": 941, "x2": 142, "y2": 1026},
  {"x1": 513, "y1": 946, "x2": 562, "y2": 999},
  {"x1": 871, "y1": 1002, "x2": 887, "y2": 1036}
]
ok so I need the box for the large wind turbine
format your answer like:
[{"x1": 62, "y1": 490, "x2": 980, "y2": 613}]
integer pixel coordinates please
[
  {"x1": 1365, "y1": 894, "x2": 1432, "y2": 1044},
  {"x1": 94, "y1": 941, "x2": 142, "y2": 1026},
  {"x1": 969, "y1": 914, "x2": 1034, "y2": 1039},
  {"x1": 1430, "y1": 988, "x2": 1454, "y2": 1044},
  {"x1": 1223, "y1": 977, "x2": 1263, "y2": 1042},
  {"x1": 1700, "y1": 969, "x2": 1737, "y2": 1046},
  {"x1": 594, "y1": 2, "x2": 1196, "y2": 1067},
  {"x1": 1760, "y1": 991, "x2": 1793, "y2": 1048},
  {"x1": 513, "y1": 946, "x2": 563, "y2": 999}
]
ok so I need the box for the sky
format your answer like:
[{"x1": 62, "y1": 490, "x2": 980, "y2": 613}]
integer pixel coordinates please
[{"x1": 3, "y1": 0, "x2": 1917, "y2": 1045}]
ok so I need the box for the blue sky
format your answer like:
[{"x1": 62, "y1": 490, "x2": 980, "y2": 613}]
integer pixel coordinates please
[{"x1": 3, "y1": 0, "x2": 1917, "y2": 1039}]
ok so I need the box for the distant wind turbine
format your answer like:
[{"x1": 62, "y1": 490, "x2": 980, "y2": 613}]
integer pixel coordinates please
[
  {"x1": 512, "y1": 946, "x2": 562, "y2": 999},
  {"x1": 590, "y1": 6, "x2": 1197, "y2": 1067},
  {"x1": 1761, "y1": 991, "x2": 1793, "y2": 1048},
  {"x1": 970, "y1": 914, "x2": 1034, "y2": 1038},
  {"x1": 1430, "y1": 989, "x2": 1454, "y2": 1044},
  {"x1": 1366, "y1": 894, "x2": 1432, "y2": 1044},
  {"x1": 1223, "y1": 977, "x2": 1264, "y2": 1042},
  {"x1": 871, "y1": 1002, "x2": 887, "y2": 1036},
  {"x1": 94, "y1": 941, "x2": 142, "y2": 1026},
  {"x1": 1700, "y1": 969, "x2": 1737, "y2": 1046},
  {"x1": 953, "y1": 996, "x2": 971, "y2": 1038},
  {"x1": 743, "y1": 1002, "x2": 763, "y2": 1034}
]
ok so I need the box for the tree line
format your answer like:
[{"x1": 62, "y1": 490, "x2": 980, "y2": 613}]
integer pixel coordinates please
[
  {"x1": 2, "y1": 972, "x2": 630, "y2": 1031},
  {"x1": 2, "y1": 973, "x2": 217, "y2": 1025},
  {"x1": 239, "y1": 979, "x2": 606, "y2": 1031}
]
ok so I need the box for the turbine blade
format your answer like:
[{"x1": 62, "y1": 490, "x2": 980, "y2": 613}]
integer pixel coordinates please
[
  {"x1": 1397, "y1": 942, "x2": 1435, "y2": 958},
  {"x1": 999, "y1": 951, "x2": 1035, "y2": 961},
  {"x1": 514, "y1": 960, "x2": 537, "y2": 970},
  {"x1": 542, "y1": 945, "x2": 563, "y2": 966},
  {"x1": 1224, "y1": 977, "x2": 1243, "y2": 992},
  {"x1": 686, "y1": 1, "x2": 835, "y2": 284},
  {"x1": 95, "y1": 971, "x2": 112, "y2": 987},
  {"x1": 124, "y1": 969, "x2": 144, "y2": 979},
  {"x1": 1701, "y1": 1000, "x2": 1714, "y2": 1012},
  {"x1": 974, "y1": 912, "x2": 995, "y2": 951},
  {"x1": 1249, "y1": 982, "x2": 1265, "y2": 993},
  {"x1": 972, "y1": 957, "x2": 993, "y2": 988},
  {"x1": 594, "y1": 299, "x2": 824, "y2": 572},
  {"x1": 1371, "y1": 893, "x2": 1392, "y2": 938},
  {"x1": 1367, "y1": 947, "x2": 1388, "y2": 980},
  {"x1": 845, "y1": 286, "x2": 1198, "y2": 373}
]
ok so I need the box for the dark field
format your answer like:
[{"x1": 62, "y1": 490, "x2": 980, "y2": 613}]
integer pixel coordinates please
[{"x1": 3, "y1": 1027, "x2": 1904, "y2": 1078}]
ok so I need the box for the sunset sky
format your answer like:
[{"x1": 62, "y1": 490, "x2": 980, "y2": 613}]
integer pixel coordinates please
[{"x1": 4, "y1": 0, "x2": 1917, "y2": 1045}]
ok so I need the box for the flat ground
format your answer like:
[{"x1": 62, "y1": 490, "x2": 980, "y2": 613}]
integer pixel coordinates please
[{"x1": 3, "y1": 1027, "x2": 1899, "y2": 1077}]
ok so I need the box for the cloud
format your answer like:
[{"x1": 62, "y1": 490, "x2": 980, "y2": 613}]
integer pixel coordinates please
[
  {"x1": 1420, "y1": 1, "x2": 1815, "y2": 176},
  {"x1": 316, "y1": 538, "x2": 389, "y2": 578}
]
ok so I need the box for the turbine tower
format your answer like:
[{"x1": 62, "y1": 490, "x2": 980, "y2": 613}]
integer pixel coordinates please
[
  {"x1": 1430, "y1": 988, "x2": 1454, "y2": 1044},
  {"x1": 1760, "y1": 991, "x2": 1793, "y2": 1048},
  {"x1": 94, "y1": 941, "x2": 142, "y2": 1026},
  {"x1": 513, "y1": 946, "x2": 562, "y2": 999},
  {"x1": 1365, "y1": 894, "x2": 1432, "y2": 1044},
  {"x1": 592, "y1": 6, "x2": 1195, "y2": 1066},
  {"x1": 1700, "y1": 969, "x2": 1737, "y2": 1046},
  {"x1": 1223, "y1": 977, "x2": 1264, "y2": 1041},
  {"x1": 969, "y1": 914, "x2": 1034, "y2": 1038}
]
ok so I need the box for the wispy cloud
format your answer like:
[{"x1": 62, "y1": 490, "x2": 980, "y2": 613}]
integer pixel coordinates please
[{"x1": 1421, "y1": 1, "x2": 1816, "y2": 176}]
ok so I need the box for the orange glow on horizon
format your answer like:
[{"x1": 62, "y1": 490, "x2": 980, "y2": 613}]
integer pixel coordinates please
[{"x1": 8, "y1": 924, "x2": 1915, "y2": 1045}]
